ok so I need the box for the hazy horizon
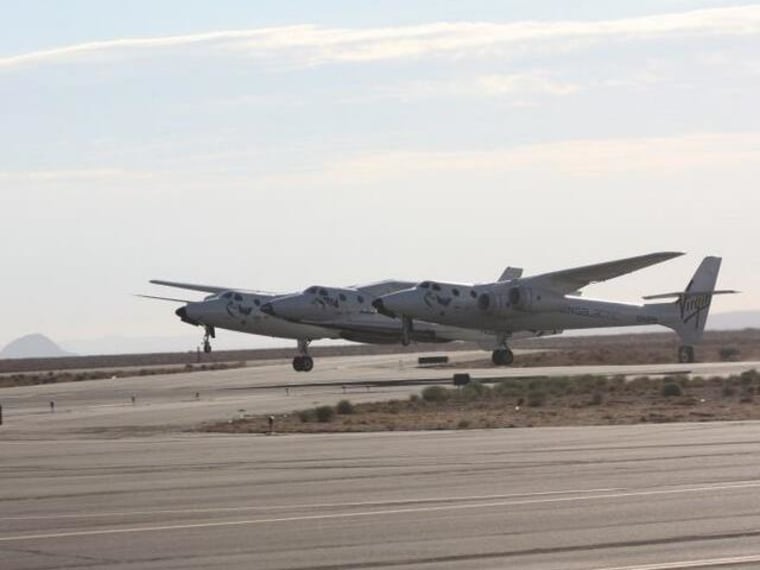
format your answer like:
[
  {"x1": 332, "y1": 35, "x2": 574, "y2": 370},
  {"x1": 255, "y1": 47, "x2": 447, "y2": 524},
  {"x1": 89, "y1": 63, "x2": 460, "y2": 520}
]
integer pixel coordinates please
[
  {"x1": 2, "y1": 1, "x2": 758, "y2": 349},
  {"x1": 0, "y1": 308, "x2": 755, "y2": 357}
]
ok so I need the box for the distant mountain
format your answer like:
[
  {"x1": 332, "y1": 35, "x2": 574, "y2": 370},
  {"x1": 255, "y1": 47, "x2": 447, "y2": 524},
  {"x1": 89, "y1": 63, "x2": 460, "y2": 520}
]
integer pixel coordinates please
[
  {"x1": 0, "y1": 334, "x2": 73, "y2": 359},
  {"x1": 60, "y1": 333, "x2": 295, "y2": 356},
  {"x1": 707, "y1": 311, "x2": 760, "y2": 330}
]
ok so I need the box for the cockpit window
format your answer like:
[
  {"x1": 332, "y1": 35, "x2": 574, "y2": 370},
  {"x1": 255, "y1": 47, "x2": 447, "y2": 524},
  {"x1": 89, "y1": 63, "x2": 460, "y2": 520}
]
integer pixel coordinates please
[
  {"x1": 319, "y1": 288, "x2": 328, "y2": 297},
  {"x1": 419, "y1": 281, "x2": 431, "y2": 289},
  {"x1": 432, "y1": 283, "x2": 441, "y2": 291},
  {"x1": 222, "y1": 292, "x2": 233, "y2": 299},
  {"x1": 254, "y1": 299, "x2": 261, "y2": 306},
  {"x1": 234, "y1": 294, "x2": 243, "y2": 302},
  {"x1": 357, "y1": 295, "x2": 365, "y2": 304},
  {"x1": 470, "y1": 290, "x2": 477, "y2": 298},
  {"x1": 306, "y1": 286, "x2": 318, "y2": 294},
  {"x1": 452, "y1": 288, "x2": 460, "y2": 296},
  {"x1": 339, "y1": 293, "x2": 346, "y2": 302}
]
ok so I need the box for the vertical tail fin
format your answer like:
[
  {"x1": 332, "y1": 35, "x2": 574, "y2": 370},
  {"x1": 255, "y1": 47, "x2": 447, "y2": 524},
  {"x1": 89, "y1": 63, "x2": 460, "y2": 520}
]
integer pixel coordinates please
[
  {"x1": 645, "y1": 256, "x2": 737, "y2": 345},
  {"x1": 674, "y1": 256, "x2": 721, "y2": 344}
]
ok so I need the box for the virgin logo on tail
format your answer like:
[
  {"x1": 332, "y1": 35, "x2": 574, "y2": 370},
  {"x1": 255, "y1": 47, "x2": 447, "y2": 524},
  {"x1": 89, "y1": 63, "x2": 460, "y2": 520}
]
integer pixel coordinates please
[{"x1": 679, "y1": 293, "x2": 711, "y2": 327}]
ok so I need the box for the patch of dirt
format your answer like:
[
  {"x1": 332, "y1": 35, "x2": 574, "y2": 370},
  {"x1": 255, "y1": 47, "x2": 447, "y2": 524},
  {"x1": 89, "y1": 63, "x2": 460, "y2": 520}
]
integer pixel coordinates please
[{"x1": 203, "y1": 370, "x2": 760, "y2": 434}]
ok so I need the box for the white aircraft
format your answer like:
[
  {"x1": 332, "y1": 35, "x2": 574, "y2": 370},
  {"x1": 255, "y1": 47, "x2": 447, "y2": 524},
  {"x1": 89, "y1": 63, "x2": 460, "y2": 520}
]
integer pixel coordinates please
[
  {"x1": 372, "y1": 253, "x2": 736, "y2": 365},
  {"x1": 144, "y1": 278, "x2": 554, "y2": 372},
  {"x1": 259, "y1": 283, "x2": 557, "y2": 354}
]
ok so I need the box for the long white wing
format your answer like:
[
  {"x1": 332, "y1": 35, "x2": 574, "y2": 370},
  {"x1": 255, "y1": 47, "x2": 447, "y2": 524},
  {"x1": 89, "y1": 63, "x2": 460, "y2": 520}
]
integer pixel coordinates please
[
  {"x1": 136, "y1": 293, "x2": 195, "y2": 303},
  {"x1": 354, "y1": 280, "x2": 417, "y2": 297},
  {"x1": 520, "y1": 251, "x2": 684, "y2": 294},
  {"x1": 150, "y1": 280, "x2": 230, "y2": 294},
  {"x1": 150, "y1": 279, "x2": 276, "y2": 295}
]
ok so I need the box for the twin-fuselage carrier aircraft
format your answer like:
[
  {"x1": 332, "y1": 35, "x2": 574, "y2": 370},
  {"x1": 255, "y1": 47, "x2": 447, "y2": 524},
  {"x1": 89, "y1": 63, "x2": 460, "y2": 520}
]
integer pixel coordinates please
[
  {"x1": 142, "y1": 278, "x2": 549, "y2": 372},
  {"x1": 144, "y1": 252, "x2": 735, "y2": 372}
]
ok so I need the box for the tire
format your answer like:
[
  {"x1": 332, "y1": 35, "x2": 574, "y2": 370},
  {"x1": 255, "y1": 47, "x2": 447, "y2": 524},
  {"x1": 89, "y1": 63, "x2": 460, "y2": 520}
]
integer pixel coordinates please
[
  {"x1": 678, "y1": 346, "x2": 695, "y2": 363},
  {"x1": 301, "y1": 357, "x2": 314, "y2": 372},
  {"x1": 292, "y1": 356, "x2": 303, "y2": 372},
  {"x1": 491, "y1": 349, "x2": 514, "y2": 366}
]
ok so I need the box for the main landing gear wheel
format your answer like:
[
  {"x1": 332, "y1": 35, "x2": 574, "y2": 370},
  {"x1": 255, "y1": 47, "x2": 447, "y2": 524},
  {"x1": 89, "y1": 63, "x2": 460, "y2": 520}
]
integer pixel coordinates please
[
  {"x1": 292, "y1": 356, "x2": 314, "y2": 372},
  {"x1": 678, "y1": 345, "x2": 695, "y2": 364},
  {"x1": 491, "y1": 348, "x2": 514, "y2": 366}
]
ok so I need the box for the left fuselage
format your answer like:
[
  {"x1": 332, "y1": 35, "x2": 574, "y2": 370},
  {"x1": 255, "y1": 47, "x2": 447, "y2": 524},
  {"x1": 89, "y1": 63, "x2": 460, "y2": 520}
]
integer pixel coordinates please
[
  {"x1": 179, "y1": 291, "x2": 339, "y2": 340},
  {"x1": 264, "y1": 284, "x2": 504, "y2": 345}
]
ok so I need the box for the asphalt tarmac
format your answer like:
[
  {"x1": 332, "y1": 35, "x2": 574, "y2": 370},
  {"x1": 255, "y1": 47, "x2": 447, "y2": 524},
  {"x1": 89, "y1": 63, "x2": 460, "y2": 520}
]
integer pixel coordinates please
[{"x1": 2, "y1": 352, "x2": 760, "y2": 569}]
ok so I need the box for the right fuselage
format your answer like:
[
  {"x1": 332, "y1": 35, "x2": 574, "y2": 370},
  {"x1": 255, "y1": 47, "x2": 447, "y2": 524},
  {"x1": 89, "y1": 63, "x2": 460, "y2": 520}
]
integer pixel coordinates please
[{"x1": 377, "y1": 280, "x2": 668, "y2": 335}]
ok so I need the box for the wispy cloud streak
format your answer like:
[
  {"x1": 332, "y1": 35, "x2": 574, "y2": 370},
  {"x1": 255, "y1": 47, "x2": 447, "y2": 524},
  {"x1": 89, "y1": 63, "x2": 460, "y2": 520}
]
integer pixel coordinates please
[{"x1": 2, "y1": 6, "x2": 759, "y2": 70}]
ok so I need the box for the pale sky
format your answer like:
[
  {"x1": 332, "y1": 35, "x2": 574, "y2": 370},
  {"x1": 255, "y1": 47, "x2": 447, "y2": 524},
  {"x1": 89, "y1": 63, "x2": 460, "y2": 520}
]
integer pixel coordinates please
[{"x1": 1, "y1": 1, "x2": 758, "y2": 351}]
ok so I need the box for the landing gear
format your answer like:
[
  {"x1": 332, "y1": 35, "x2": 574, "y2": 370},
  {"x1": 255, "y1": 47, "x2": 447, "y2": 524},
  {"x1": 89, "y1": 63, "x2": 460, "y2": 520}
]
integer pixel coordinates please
[
  {"x1": 202, "y1": 326, "x2": 215, "y2": 353},
  {"x1": 678, "y1": 345, "x2": 695, "y2": 363},
  {"x1": 401, "y1": 316, "x2": 413, "y2": 347},
  {"x1": 491, "y1": 348, "x2": 514, "y2": 366},
  {"x1": 292, "y1": 338, "x2": 314, "y2": 372},
  {"x1": 292, "y1": 356, "x2": 314, "y2": 372}
]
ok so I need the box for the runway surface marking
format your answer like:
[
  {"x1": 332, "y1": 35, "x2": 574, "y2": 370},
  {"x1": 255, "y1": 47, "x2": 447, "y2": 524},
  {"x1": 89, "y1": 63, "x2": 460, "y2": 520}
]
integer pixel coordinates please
[
  {"x1": 0, "y1": 487, "x2": 621, "y2": 521},
  {"x1": 3, "y1": 480, "x2": 760, "y2": 543},
  {"x1": 594, "y1": 554, "x2": 760, "y2": 569}
]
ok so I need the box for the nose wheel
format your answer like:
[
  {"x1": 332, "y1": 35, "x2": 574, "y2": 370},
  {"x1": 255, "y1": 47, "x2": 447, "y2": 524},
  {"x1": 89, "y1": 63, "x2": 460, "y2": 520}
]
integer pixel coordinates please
[
  {"x1": 202, "y1": 326, "x2": 215, "y2": 353},
  {"x1": 491, "y1": 348, "x2": 514, "y2": 366}
]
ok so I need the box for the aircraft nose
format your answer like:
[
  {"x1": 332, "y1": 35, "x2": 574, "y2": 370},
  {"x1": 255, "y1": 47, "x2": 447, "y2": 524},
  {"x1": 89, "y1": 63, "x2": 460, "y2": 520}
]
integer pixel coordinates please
[
  {"x1": 175, "y1": 305, "x2": 200, "y2": 326},
  {"x1": 260, "y1": 303, "x2": 274, "y2": 315},
  {"x1": 376, "y1": 291, "x2": 418, "y2": 318}
]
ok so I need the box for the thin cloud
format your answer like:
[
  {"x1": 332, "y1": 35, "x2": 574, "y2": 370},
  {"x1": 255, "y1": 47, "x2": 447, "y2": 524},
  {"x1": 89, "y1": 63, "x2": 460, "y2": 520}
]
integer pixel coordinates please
[
  {"x1": 2, "y1": 6, "x2": 759, "y2": 70},
  {"x1": 477, "y1": 73, "x2": 580, "y2": 96},
  {"x1": 347, "y1": 71, "x2": 580, "y2": 103},
  {"x1": 0, "y1": 168, "x2": 153, "y2": 181},
  {"x1": 315, "y1": 132, "x2": 760, "y2": 181}
]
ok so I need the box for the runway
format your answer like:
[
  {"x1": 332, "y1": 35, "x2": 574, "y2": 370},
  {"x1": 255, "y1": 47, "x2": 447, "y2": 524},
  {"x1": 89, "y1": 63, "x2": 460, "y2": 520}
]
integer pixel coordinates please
[
  {"x1": 2, "y1": 353, "x2": 760, "y2": 569},
  {"x1": 2, "y1": 351, "x2": 757, "y2": 439}
]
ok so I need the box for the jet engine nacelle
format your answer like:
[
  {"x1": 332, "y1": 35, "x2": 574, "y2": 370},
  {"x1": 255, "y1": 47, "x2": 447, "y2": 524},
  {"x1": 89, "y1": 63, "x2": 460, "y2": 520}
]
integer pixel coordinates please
[{"x1": 478, "y1": 285, "x2": 565, "y2": 314}]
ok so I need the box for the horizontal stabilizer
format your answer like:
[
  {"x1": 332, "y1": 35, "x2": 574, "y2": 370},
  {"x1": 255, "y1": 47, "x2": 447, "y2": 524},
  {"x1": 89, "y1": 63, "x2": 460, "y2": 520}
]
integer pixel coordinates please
[{"x1": 643, "y1": 290, "x2": 739, "y2": 300}]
